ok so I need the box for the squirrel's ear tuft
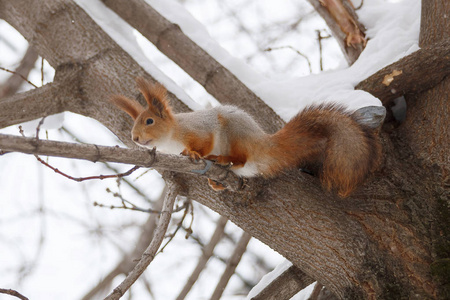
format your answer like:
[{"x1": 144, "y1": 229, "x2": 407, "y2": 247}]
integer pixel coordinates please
[
  {"x1": 110, "y1": 95, "x2": 144, "y2": 120},
  {"x1": 136, "y1": 77, "x2": 173, "y2": 120}
]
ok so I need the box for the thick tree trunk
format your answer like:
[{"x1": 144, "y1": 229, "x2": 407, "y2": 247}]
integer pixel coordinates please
[{"x1": 0, "y1": 0, "x2": 448, "y2": 299}]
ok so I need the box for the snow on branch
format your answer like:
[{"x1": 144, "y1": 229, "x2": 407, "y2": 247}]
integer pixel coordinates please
[
  {"x1": 356, "y1": 38, "x2": 450, "y2": 104},
  {"x1": 250, "y1": 265, "x2": 315, "y2": 300}
]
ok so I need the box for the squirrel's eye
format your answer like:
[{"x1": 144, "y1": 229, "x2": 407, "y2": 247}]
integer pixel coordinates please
[{"x1": 146, "y1": 118, "x2": 154, "y2": 125}]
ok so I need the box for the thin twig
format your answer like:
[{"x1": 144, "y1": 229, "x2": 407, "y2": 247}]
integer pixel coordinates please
[
  {"x1": 157, "y1": 199, "x2": 191, "y2": 254},
  {"x1": 94, "y1": 189, "x2": 188, "y2": 214},
  {"x1": 18, "y1": 125, "x2": 141, "y2": 182},
  {"x1": 0, "y1": 46, "x2": 39, "y2": 99},
  {"x1": 40, "y1": 57, "x2": 44, "y2": 86},
  {"x1": 104, "y1": 181, "x2": 179, "y2": 300},
  {"x1": 265, "y1": 46, "x2": 313, "y2": 74},
  {"x1": 35, "y1": 155, "x2": 140, "y2": 182},
  {"x1": 316, "y1": 30, "x2": 332, "y2": 71},
  {"x1": 0, "y1": 288, "x2": 29, "y2": 300},
  {"x1": 0, "y1": 66, "x2": 38, "y2": 88}
]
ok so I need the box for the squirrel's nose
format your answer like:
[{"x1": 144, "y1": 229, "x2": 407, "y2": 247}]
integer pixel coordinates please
[{"x1": 133, "y1": 136, "x2": 139, "y2": 143}]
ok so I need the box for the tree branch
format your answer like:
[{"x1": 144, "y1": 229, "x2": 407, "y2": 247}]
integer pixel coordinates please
[
  {"x1": 0, "y1": 82, "x2": 65, "y2": 129},
  {"x1": 101, "y1": 0, "x2": 284, "y2": 133},
  {"x1": 356, "y1": 38, "x2": 450, "y2": 105},
  {"x1": 251, "y1": 266, "x2": 315, "y2": 300},
  {"x1": 104, "y1": 180, "x2": 179, "y2": 300},
  {"x1": 306, "y1": 0, "x2": 365, "y2": 65},
  {"x1": 0, "y1": 289, "x2": 29, "y2": 300},
  {"x1": 0, "y1": 133, "x2": 241, "y2": 191},
  {"x1": 81, "y1": 188, "x2": 167, "y2": 300}
]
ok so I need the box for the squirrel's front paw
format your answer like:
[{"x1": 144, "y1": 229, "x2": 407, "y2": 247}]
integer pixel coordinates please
[{"x1": 181, "y1": 149, "x2": 202, "y2": 161}]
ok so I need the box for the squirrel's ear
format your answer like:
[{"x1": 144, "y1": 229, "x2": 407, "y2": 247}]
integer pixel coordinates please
[
  {"x1": 136, "y1": 77, "x2": 172, "y2": 120},
  {"x1": 110, "y1": 95, "x2": 144, "y2": 120}
]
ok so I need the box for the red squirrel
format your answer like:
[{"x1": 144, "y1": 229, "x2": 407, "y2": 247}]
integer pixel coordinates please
[{"x1": 111, "y1": 78, "x2": 381, "y2": 197}]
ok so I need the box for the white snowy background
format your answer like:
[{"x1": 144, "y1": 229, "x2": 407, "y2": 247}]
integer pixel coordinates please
[{"x1": 0, "y1": 0, "x2": 420, "y2": 299}]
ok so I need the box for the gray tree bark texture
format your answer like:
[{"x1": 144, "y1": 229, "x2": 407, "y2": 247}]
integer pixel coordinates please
[{"x1": 0, "y1": 0, "x2": 448, "y2": 299}]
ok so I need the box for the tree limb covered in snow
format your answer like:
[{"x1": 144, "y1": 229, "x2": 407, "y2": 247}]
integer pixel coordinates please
[
  {"x1": 356, "y1": 38, "x2": 450, "y2": 105},
  {"x1": 251, "y1": 266, "x2": 315, "y2": 300}
]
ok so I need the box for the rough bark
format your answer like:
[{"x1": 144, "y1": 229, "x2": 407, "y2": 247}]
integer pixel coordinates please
[
  {"x1": 398, "y1": 1, "x2": 450, "y2": 298},
  {"x1": 0, "y1": 0, "x2": 448, "y2": 299},
  {"x1": 306, "y1": 0, "x2": 365, "y2": 65}
]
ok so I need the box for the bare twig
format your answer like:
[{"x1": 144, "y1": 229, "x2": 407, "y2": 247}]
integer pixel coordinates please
[
  {"x1": 94, "y1": 190, "x2": 161, "y2": 214},
  {"x1": 104, "y1": 181, "x2": 179, "y2": 300},
  {"x1": 36, "y1": 156, "x2": 140, "y2": 182},
  {"x1": 316, "y1": 30, "x2": 332, "y2": 71},
  {"x1": 0, "y1": 133, "x2": 242, "y2": 190},
  {"x1": 0, "y1": 66, "x2": 38, "y2": 89},
  {"x1": 265, "y1": 46, "x2": 313, "y2": 74},
  {"x1": 19, "y1": 125, "x2": 142, "y2": 182},
  {"x1": 210, "y1": 231, "x2": 252, "y2": 300},
  {"x1": 354, "y1": 0, "x2": 364, "y2": 10},
  {"x1": 0, "y1": 288, "x2": 29, "y2": 300},
  {"x1": 40, "y1": 57, "x2": 44, "y2": 86},
  {"x1": 176, "y1": 216, "x2": 228, "y2": 300},
  {"x1": 81, "y1": 188, "x2": 168, "y2": 300},
  {"x1": 0, "y1": 46, "x2": 39, "y2": 99},
  {"x1": 157, "y1": 199, "x2": 191, "y2": 254}
]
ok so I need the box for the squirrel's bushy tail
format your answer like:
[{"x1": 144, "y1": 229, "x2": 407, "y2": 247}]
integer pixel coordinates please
[{"x1": 267, "y1": 104, "x2": 381, "y2": 197}]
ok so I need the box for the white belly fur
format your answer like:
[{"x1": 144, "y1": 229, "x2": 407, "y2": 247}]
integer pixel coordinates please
[{"x1": 231, "y1": 161, "x2": 260, "y2": 177}]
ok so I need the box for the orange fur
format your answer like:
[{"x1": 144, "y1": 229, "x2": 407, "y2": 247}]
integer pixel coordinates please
[
  {"x1": 261, "y1": 105, "x2": 381, "y2": 197},
  {"x1": 110, "y1": 95, "x2": 144, "y2": 120},
  {"x1": 182, "y1": 132, "x2": 215, "y2": 157}
]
